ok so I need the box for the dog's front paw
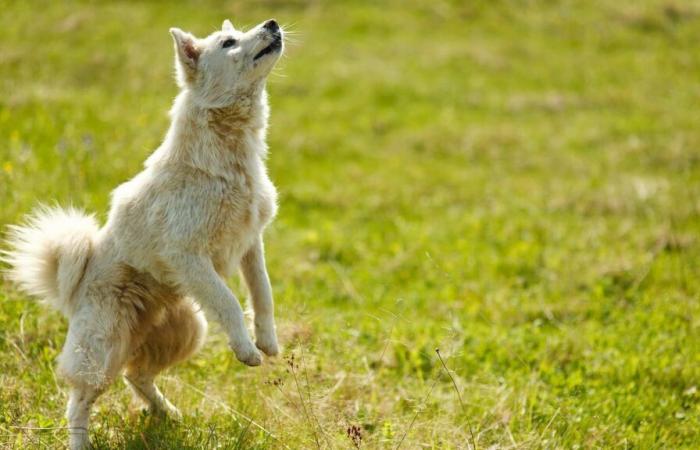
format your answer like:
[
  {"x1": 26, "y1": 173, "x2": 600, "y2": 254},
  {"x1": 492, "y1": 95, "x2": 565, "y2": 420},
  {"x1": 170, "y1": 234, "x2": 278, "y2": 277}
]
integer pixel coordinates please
[
  {"x1": 231, "y1": 340, "x2": 263, "y2": 366},
  {"x1": 255, "y1": 330, "x2": 280, "y2": 357}
]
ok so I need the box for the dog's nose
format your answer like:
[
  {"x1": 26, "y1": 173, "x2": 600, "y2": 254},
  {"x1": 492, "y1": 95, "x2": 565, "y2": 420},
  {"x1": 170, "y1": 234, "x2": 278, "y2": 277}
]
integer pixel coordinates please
[{"x1": 263, "y1": 19, "x2": 279, "y2": 33}]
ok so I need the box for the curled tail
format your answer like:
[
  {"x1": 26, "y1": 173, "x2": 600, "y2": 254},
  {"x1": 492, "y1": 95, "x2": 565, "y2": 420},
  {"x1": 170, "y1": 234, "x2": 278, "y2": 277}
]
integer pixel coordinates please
[{"x1": 2, "y1": 206, "x2": 99, "y2": 317}]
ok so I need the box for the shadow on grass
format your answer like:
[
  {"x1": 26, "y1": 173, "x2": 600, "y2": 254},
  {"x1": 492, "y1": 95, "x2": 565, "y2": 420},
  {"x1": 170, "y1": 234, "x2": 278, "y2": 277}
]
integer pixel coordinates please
[{"x1": 90, "y1": 411, "x2": 272, "y2": 450}]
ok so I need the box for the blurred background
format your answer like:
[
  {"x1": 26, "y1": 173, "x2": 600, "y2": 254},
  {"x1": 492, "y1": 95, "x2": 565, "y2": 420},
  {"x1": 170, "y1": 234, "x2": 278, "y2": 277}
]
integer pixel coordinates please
[{"x1": 1, "y1": 1, "x2": 699, "y2": 448}]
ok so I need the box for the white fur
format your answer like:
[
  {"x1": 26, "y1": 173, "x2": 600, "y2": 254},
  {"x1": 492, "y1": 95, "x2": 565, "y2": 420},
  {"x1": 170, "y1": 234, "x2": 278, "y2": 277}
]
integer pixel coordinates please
[
  {"x1": 3, "y1": 206, "x2": 98, "y2": 318},
  {"x1": 3, "y1": 19, "x2": 284, "y2": 450}
]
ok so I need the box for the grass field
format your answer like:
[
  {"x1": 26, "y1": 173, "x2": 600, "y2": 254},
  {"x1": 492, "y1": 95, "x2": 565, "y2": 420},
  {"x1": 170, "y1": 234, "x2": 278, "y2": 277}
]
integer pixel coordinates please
[{"x1": 1, "y1": 0, "x2": 699, "y2": 448}]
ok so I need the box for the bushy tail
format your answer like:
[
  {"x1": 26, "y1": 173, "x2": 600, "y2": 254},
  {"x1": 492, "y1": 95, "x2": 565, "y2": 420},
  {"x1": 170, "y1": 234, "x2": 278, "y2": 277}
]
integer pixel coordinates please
[{"x1": 2, "y1": 206, "x2": 99, "y2": 317}]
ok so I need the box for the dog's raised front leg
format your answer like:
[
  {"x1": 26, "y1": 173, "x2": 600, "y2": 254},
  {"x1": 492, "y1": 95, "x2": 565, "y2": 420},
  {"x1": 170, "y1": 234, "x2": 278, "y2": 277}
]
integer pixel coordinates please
[
  {"x1": 168, "y1": 253, "x2": 261, "y2": 366},
  {"x1": 241, "y1": 237, "x2": 279, "y2": 356}
]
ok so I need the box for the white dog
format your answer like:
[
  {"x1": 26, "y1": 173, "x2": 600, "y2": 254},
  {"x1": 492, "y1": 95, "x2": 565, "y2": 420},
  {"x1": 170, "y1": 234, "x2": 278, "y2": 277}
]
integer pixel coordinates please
[{"x1": 3, "y1": 18, "x2": 284, "y2": 450}]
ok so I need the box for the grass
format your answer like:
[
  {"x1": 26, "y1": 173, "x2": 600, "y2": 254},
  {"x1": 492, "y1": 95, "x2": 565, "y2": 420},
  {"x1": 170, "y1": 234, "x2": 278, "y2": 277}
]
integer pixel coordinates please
[{"x1": 1, "y1": 0, "x2": 699, "y2": 448}]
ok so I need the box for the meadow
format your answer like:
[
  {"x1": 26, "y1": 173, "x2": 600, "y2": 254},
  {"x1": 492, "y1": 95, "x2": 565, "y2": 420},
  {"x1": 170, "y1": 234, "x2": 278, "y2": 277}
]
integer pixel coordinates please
[{"x1": 1, "y1": 0, "x2": 699, "y2": 448}]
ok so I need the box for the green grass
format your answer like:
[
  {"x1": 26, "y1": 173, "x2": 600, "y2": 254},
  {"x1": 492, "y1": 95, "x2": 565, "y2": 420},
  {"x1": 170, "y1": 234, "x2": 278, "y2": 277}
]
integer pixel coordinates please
[{"x1": 1, "y1": 0, "x2": 699, "y2": 448}]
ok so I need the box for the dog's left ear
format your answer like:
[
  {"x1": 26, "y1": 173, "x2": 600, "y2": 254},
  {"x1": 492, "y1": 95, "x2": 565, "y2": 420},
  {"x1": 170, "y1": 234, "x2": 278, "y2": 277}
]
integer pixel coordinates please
[{"x1": 222, "y1": 19, "x2": 235, "y2": 32}]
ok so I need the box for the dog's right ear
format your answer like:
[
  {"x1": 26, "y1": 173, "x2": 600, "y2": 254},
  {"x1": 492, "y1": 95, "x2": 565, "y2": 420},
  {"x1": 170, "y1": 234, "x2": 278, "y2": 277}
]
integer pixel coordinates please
[
  {"x1": 222, "y1": 19, "x2": 235, "y2": 32},
  {"x1": 169, "y1": 28, "x2": 200, "y2": 81}
]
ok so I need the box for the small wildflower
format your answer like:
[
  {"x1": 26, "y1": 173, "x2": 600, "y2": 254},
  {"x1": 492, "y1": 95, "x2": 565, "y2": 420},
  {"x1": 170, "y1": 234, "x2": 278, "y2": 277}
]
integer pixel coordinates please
[{"x1": 346, "y1": 424, "x2": 362, "y2": 448}]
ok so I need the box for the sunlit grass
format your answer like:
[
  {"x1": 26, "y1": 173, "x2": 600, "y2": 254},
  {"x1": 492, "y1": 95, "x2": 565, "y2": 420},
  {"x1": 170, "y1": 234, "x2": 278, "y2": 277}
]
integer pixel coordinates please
[{"x1": 1, "y1": 0, "x2": 699, "y2": 448}]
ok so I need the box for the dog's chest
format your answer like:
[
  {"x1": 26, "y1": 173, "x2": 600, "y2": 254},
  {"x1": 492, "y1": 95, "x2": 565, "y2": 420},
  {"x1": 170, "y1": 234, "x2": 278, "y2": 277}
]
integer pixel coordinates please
[{"x1": 209, "y1": 166, "x2": 277, "y2": 274}]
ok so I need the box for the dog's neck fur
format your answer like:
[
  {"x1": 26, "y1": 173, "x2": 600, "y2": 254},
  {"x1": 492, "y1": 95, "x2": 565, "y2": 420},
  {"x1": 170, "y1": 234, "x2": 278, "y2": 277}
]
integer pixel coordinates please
[{"x1": 146, "y1": 84, "x2": 270, "y2": 178}]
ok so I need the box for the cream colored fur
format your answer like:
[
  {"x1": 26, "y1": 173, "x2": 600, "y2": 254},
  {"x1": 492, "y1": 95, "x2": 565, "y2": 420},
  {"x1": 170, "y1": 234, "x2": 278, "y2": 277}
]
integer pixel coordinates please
[{"x1": 3, "y1": 18, "x2": 284, "y2": 450}]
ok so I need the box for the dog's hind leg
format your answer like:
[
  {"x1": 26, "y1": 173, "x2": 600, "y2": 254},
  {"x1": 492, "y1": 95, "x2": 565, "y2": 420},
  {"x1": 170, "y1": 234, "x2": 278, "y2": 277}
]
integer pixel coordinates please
[
  {"x1": 59, "y1": 309, "x2": 128, "y2": 450},
  {"x1": 66, "y1": 385, "x2": 103, "y2": 450},
  {"x1": 124, "y1": 372, "x2": 182, "y2": 419},
  {"x1": 124, "y1": 298, "x2": 206, "y2": 418}
]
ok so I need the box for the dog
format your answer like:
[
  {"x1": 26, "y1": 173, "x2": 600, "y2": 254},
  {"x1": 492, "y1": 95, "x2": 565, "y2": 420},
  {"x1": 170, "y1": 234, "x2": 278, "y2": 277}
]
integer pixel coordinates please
[{"x1": 3, "y1": 18, "x2": 284, "y2": 450}]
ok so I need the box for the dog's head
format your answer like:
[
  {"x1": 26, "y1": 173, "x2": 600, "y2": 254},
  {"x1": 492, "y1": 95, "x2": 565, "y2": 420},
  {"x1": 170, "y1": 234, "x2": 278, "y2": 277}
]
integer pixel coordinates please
[{"x1": 169, "y1": 19, "x2": 284, "y2": 107}]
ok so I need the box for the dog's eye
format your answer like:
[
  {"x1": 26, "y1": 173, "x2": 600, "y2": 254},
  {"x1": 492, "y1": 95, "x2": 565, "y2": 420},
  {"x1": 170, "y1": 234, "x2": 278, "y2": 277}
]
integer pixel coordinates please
[{"x1": 222, "y1": 38, "x2": 237, "y2": 48}]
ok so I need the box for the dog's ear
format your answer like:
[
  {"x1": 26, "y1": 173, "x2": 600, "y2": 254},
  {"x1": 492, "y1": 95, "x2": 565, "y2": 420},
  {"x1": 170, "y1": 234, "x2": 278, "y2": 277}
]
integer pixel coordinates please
[
  {"x1": 169, "y1": 28, "x2": 200, "y2": 78},
  {"x1": 222, "y1": 19, "x2": 235, "y2": 32}
]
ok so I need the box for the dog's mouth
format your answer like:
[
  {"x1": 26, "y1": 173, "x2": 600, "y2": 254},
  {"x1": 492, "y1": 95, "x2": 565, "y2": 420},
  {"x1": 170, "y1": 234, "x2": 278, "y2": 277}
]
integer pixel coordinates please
[{"x1": 253, "y1": 35, "x2": 282, "y2": 61}]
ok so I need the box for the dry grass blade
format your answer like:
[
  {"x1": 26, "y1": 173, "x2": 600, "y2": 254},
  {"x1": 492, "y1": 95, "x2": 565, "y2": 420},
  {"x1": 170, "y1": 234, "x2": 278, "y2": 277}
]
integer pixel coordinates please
[
  {"x1": 162, "y1": 376, "x2": 289, "y2": 450},
  {"x1": 395, "y1": 374, "x2": 439, "y2": 450},
  {"x1": 436, "y1": 348, "x2": 477, "y2": 450},
  {"x1": 286, "y1": 352, "x2": 322, "y2": 449}
]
